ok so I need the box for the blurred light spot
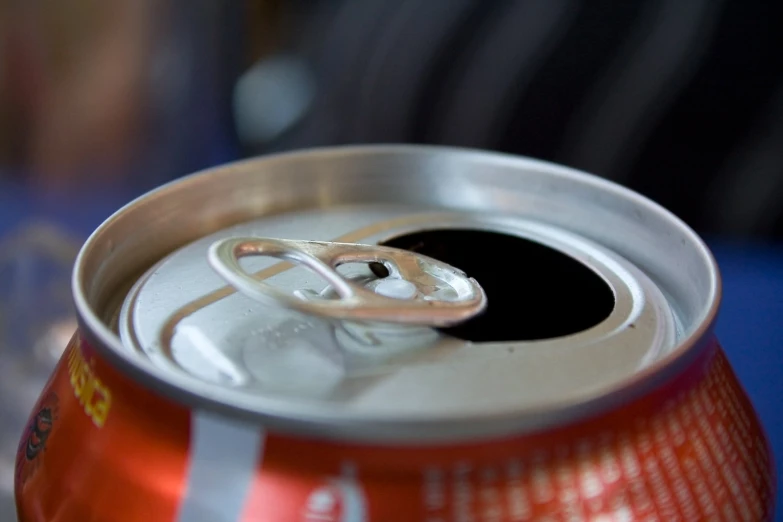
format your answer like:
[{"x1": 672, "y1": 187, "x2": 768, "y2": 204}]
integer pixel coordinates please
[{"x1": 233, "y1": 55, "x2": 315, "y2": 146}]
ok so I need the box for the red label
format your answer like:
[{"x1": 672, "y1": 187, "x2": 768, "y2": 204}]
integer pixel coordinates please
[
  {"x1": 15, "y1": 334, "x2": 192, "y2": 521},
  {"x1": 241, "y1": 345, "x2": 775, "y2": 521},
  {"x1": 15, "y1": 335, "x2": 776, "y2": 521}
]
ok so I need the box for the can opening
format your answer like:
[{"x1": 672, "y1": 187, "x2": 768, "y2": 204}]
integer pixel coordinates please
[{"x1": 379, "y1": 229, "x2": 615, "y2": 342}]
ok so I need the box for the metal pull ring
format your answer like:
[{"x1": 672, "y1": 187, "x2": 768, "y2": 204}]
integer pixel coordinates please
[{"x1": 207, "y1": 237, "x2": 487, "y2": 326}]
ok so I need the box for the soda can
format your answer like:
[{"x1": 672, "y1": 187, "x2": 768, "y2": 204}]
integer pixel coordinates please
[{"x1": 15, "y1": 146, "x2": 775, "y2": 521}]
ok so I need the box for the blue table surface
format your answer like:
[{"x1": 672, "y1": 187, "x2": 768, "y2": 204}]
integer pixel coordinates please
[{"x1": 1, "y1": 180, "x2": 781, "y2": 517}]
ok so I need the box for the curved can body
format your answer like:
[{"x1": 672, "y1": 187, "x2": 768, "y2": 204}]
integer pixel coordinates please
[
  {"x1": 15, "y1": 335, "x2": 774, "y2": 521},
  {"x1": 13, "y1": 145, "x2": 776, "y2": 521}
]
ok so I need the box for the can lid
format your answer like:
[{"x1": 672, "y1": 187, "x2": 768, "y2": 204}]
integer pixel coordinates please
[{"x1": 117, "y1": 204, "x2": 680, "y2": 441}]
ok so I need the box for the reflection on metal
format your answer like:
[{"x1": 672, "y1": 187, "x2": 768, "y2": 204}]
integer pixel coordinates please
[
  {"x1": 207, "y1": 237, "x2": 487, "y2": 326},
  {"x1": 0, "y1": 222, "x2": 80, "y2": 520}
]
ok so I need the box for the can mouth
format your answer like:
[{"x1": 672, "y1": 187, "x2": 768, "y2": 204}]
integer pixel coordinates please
[
  {"x1": 379, "y1": 229, "x2": 616, "y2": 342},
  {"x1": 72, "y1": 144, "x2": 720, "y2": 442}
]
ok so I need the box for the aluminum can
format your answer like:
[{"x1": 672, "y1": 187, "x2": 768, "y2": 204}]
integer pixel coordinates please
[{"x1": 15, "y1": 146, "x2": 775, "y2": 521}]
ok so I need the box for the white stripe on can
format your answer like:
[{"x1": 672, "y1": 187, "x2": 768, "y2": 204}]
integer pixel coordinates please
[
  {"x1": 336, "y1": 462, "x2": 367, "y2": 522},
  {"x1": 176, "y1": 410, "x2": 264, "y2": 522},
  {"x1": 303, "y1": 462, "x2": 368, "y2": 522}
]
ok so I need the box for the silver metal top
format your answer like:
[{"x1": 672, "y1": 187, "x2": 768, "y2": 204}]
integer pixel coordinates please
[
  {"x1": 73, "y1": 145, "x2": 720, "y2": 443},
  {"x1": 117, "y1": 208, "x2": 678, "y2": 432},
  {"x1": 207, "y1": 237, "x2": 486, "y2": 326}
]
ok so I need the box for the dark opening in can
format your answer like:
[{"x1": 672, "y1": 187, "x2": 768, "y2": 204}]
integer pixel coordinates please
[{"x1": 380, "y1": 229, "x2": 615, "y2": 342}]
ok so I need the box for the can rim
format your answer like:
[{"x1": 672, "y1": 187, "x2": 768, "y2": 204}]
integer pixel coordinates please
[{"x1": 71, "y1": 144, "x2": 722, "y2": 442}]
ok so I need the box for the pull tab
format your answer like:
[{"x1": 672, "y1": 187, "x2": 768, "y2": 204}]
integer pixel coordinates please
[{"x1": 207, "y1": 237, "x2": 487, "y2": 326}]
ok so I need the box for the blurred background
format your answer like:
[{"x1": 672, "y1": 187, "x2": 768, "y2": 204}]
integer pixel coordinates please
[{"x1": 1, "y1": 0, "x2": 782, "y2": 519}]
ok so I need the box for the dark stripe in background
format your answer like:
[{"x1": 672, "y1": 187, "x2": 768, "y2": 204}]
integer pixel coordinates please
[
  {"x1": 707, "y1": 84, "x2": 783, "y2": 237},
  {"x1": 560, "y1": 0, "x2": 725, "y2": 183},
  {"x1": 410, "y1": 0, "x2": 507, "y2": 144},
  {"x1": 426, "y1": 0, "x2": 578, "y2": 149},
  {"x1": 349, "y1": 0, "x2": 478, "y2": 143},
  {"x1": 497, "y1": 0, "x2": 648, "y2": 161},
  {"x1": 279, "y1": 0, "x2": 783, "y2": 239},
  {"x1": 625, "y1": 1, "x2": 783, "y2": 236}
]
